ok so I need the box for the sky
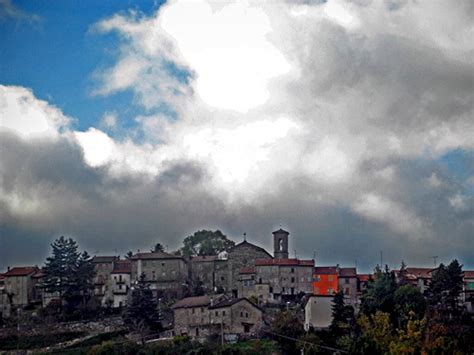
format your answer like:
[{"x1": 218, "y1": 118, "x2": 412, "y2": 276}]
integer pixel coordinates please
[{"x1": 0, "y1": 0, "x2": 473, "y2": 273}]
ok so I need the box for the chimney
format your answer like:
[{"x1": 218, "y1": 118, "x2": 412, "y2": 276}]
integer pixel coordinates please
[{"x1": 7, "y1": 266, "x2": 10, "y2": 272}]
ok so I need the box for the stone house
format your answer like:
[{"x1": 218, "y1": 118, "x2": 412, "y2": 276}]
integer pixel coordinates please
[
  {"x1": 338, "y1": 267, "x2": 358, "y2": 309},
  {"x1": 3, "y1": 266, "x2": 40, "y2": 306},
  {"x1": 221, "y1": 240, "x2": 273, "y2": 297},
  {"x1": 0, "y1": 273, "x2": 10, "y2": 318},
  {"x1": 304, "y1": 295, "x2": 333, "y2": 330},
  {"x1": 462, "y1": 270, "x2": 474, "y2": 313},
  {"x1": 208, "y1": 298, "x2": 263, "y2": 336},
  {"x1": 109, "y1": 260, "x2": 131, "y2": 308},
  {"x1": 171, "y1": 294, "x2": 225, "y2": 338},
  {"x1": 92, "y1": 256, "x2": 118, "y2": 304},
  {"x1": 254, "y1": 259, "x2": 314, "y2": 302},
  {"x1": 130, "y1": 251, "x2": 189, "y2": 299}
]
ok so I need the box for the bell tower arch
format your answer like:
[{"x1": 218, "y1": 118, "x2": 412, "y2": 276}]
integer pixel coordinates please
[{"x1": 273, "y1": 228, "x2": 289, "y2": 259}]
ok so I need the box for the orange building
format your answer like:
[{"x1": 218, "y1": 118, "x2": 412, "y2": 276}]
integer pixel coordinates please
[{"x1": 313, "y1": 266, "x2": 339, "y2": 295}]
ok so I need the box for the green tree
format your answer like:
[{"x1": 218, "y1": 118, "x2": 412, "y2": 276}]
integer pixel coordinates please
[
  {"x1": 42, "y1": 236, "x2": 94, "y2": 314},
  {"x1": 124, "y1": 273, "x2": 160, "y2": 333},
  {"x1": 360, "y1": 265, "x2": 398, "y2": 319},
  {"x1": 151, "y1": 242, "x2": 165, "y2": 253},
  {"x1": 394, "y1": 285, "x2": 426, "y2": 328},
  {"x1": 271, "y1": 310, "x2": 304, "y2": 354},
  {"x1": 331, "y1": 290, "x2": 354, "y2": 335},
  {"x1": 426, "y1": 260, "x2": 463, "y2": 312},
  {"x1": 180, "y1": 230, "x2": 235, "y2": 257},
  {"x1": 397, "y1": 261, "x2": 408, "y2": 286},
  {"x1": 124, "y1": 251, "x2": 133, "y2": 259}
]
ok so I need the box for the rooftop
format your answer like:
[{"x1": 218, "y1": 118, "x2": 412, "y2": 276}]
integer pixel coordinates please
[
  {"x1": 4, "y1": 266, "x2": 39, "y2": 277},
  {"x1": 314, "y1": 266, "x2": 339, "y2": 275},
  {"x1": 130, "y1": 251, "x2": 182, "y2": 260},
  {"x1": 209, "y1": 297, "x2": 261, "y2": 311},
  {"x1": 339, "y1": 267, "x2": 357, "y2": 277},
  {"x1": 357, "y1": 274, "x2": 372, "y2": 282},
  {"x1": 191, "y1": 255, "x2": 218, "y2": 262},
  {"x1": 272, "y1": 228, "x2": 289, "y2": 235},
  {"x1": 92, "y1": 256, "x2": 119, "y2": 263},
  {"x1": 239, "y1": 267, "x2": 256, "y2": 274},
  {"x1": 463, "y1": 271, "x2": 474, "y2": 279},
  {"x1": 229, "y1": 240, "x2": 273, "y2": 259},
  {"x1": 171, "y1": 295, "x2": 212, "y2": 309},
  {"x1": 111, "y1": 260, "x2": 131, "y2": 274},
  {"x1": 256, "y1": 258, "x2": 314, "y2": 266}
]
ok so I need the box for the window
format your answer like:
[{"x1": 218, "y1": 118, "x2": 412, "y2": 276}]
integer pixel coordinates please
[
  {"x1": 258, "y1": 278, "x2": 262, "y2": 284},
  {"x1": 119, "y1": 301, "x2": 122, "y2": 307},
  {"x1": 291, "y1": 277, "x2": 295, "y2": 283},
  {"x1": 119, "y1": 275, "x2": 122, "y2": 282},
  {"x1": 291, "y1": 268, "x2": 295, "y2": 273},
  {"x1": 328, "y1": 275, "x2": 333, "y2": 281},
  {"x1": 221, "y1": 276, "x2": 225, "y2": 281},
  {"x1": 328, "y1": 288, "x2": 334, "y2": 294},
  {"x1": 245, "y1": 312, "x2": 249, "y2": 318},
  {"x1": 161, "y1": 262, "x2": 165, "y2": 267},
  {"x1": 314, "y1": 275, "x2": 321, "y2": 282},
  {"x1": 240, "y1": 311, "x2": 243, "y2": 317},
  {"x1": 279, "y1": 239, "x2": 283, "y2": 251},
  {"x1": 269, "y1": 286, "x2": 273, "y2": 293},
  {"x1": 291, "y1": 287, "x2": 295, "y2": 295},
  {"x1": 215, "y1": 311, "x2": 218, "y2": 316},
  {"x1": 345, "y1": 278, "x2": 349, "y2": 284},
  {"x1": 223, "y1": 311, "x2": 226, "y2": 316},
  {"x1": 314, "y1": 287, "x2": 320, "y2": 294},
  {"x1": 119, "y1": 284, "x2": 122, "y2": 290},
  {"x1": 201, "y1": 307, "x2": 204, "y2": 313},
  {"x1": 282, "y1": 287, "x2": 285, "y2": 293},
  {"x1": 345, "y1": 288, "x2": 350, "y2": 295},
  {"x1": 192, "y1": 308, "x2": 195, "y2": 314}
]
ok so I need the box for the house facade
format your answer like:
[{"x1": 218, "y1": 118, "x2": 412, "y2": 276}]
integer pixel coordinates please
[
  {"x1": 110, "y1": 260, "x2": 131, "y2": 308},
  {"x1": 304, "y1": 295, "x2": 333, "y2": 330},
  {"x1": 3, "y1": 267, "x2": 40, "y2": 306}
]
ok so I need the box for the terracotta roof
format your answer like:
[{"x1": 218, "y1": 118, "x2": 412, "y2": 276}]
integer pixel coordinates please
[
  {"x1": 32, "y1": 270, "x2": 45, "y2": 278},
  {"x1": 357, "y1": 274, "x2": 371, "y2": 282},
  {"x1": 256, "y1": 258, "x2": 314, "y2": 266},
  {"x1": 92, "y1": 256, "x2": 119, "y2": 263},
  {"x1": 4, "y1": 266, "x2": 39, "y2": 277},
  {"x1": 130, "y1": 251, "x2": 182, "y2": 260},
  {"x1": 171, "y1": 295, "x2": 211, "y2": 309},
  {"x1": 464, "y1": 271, "x2": 474, "y2": 279},
  {"x1": 314, "y1": 266, "x2": 338, "y2": 275},
  {"x1": 339, "y1": 267, "x2": 357, "y2": 277},
  {"x1": 191, "y1": 255, "x2": 218, "y2": 262},
  {"x1": 393, "y1": 267, "x2": 434, "y2": 279},
  {"x1": 209, "y1": 297, "x2": 262, "y2": 312},
  {"x1": 0, "y1": 274, "x2": 5, "y2": 281},
  {"x1": 239, "y1": 267, "x2": 256, "y2": 274},
  {"x1": 229, "y1": 240, "x2": 273, "y2": 258},
  {"x1": 272, "y1": 228, "x2": 289, "y2": 235},
  {"x1": 111, "y1": 260, "x2": 131, "y2": 274}
]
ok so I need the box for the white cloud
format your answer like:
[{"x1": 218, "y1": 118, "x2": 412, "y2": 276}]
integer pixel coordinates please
[{"x1": 0, "y1": 85, "x2": 70, "y2": 139}]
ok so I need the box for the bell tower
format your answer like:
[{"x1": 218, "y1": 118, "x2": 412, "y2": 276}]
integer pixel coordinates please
[{"x1": 273, "y1": 228, "x2": 289, "y2": 259}]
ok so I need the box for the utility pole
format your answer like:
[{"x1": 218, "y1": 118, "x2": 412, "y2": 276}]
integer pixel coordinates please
[{"x1": 380, "y1": 251, "x2": 383, "y2": 267}]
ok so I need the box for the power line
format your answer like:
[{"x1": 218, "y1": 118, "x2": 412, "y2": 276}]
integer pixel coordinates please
[{"x1": 263, "y1": 330, "x2": 348, "y2": 354}]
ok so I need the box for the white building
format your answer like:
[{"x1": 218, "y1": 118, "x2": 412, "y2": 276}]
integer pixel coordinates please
[
  {"x1": 110, "y1": 260, "x2": 131, "y2": 308},
  {"x1": 304, "y1": 295, "x2": 333, "y2": 330}
]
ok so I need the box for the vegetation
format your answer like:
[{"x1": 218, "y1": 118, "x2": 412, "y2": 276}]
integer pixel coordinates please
[
  {"x1": 123, "y1": 273, "x2": 161, "y2": 334},
  {"x1": 0, "y1": 331, "x2": 85, "y2": 350},
  {"x1": 180, "y1": 229, "x2": 235, "y2": 257},
  {"x1": 42, "y1": 236, "x2": 95, "y2": 316}
]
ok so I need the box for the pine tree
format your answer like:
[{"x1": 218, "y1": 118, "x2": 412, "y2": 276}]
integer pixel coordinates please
[
  {"x1": 124, "y1": 273, "x2": 160, "y2": 333},
  {"x1": 43, "y1": 236, "x2": 95, "y2": 314},
  {"x1": 331, "y1": 290, "x2": 354, "y2": 335},
  {"x1": 398, "y1": 261, "x2": 408, "y2": 286}
]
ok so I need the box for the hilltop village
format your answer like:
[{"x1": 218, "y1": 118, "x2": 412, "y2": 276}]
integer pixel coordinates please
[{"x1": 1, "y1": 229, "x2": 473, "y2": 353}]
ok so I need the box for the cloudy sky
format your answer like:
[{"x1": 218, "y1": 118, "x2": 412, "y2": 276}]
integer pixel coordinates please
[{"x1": 0, "y1": 0, "x2": 473, "y2": 272}]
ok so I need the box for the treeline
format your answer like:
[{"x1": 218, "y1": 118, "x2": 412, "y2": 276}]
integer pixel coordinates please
[{"x1": 273, "y1": 261, "x2": 473, "y2": 354}]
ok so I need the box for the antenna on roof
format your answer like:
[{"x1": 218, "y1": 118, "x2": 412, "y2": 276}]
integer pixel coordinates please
[
  {"x1": 294, "y1": 249, "x2": 297, "y2": 258},
  {"x1": 431, "y1": 256, "x2": 438, "y2": 268}
]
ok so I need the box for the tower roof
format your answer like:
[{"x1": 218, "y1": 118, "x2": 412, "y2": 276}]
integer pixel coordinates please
[{"x1": 272, "y1": 228, "x2": 289, "y2": 235}]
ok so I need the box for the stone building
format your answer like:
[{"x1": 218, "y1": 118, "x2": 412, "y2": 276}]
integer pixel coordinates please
[
  {"x1": 109, "y1": 260, "x2": 131, "y2": 308},
  {"x1": 254, "y1": 258, "x2": 314, "y2": 302},
  {"x1": 0, "y1": 273, "x2": 10, "y2": 318},
  {"x1": 338, "y1": 267, "x2": 358, "y2": 309},
  {"x1": 208, "y1": 298, "x2": 263, "y2": 335},
  {"x1": 304, "y1": 295, "x2": 333, "y2": 330},
  {"x1": 3, "y1": 266, "x2": 40, "y2": 306},
  {"x1": 92, "y1": 256, "x2": 118, "y2": 304},
  {"x1": 224, "y1": 240, "x2": 273, "y2": 297},
  {"x1": 130, "y1": 251, "x2": 189, "y2": 299}
]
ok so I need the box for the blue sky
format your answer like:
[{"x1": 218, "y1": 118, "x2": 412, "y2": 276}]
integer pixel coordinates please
[
  {"x1": 0, "y1": 0, "x2": 472, "y2": 271},
  {"x1": 0, "y1": 0, "x2": 163, "y2": 132}
]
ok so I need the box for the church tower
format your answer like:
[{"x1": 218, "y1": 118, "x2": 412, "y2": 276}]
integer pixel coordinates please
[{"x1": 273, "y1": 228, "x2": 289, "y2": 259}]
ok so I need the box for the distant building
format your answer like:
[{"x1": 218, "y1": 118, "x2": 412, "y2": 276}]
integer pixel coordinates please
[
  {"x1": 3, "y1": 266, "x2": 40, "y2": 306},
  {"x1": 130, "y1": 251, "x2": 188, "y2": 299},
  {"x1": 313, "y1": 266, "x2": 339, "y2": 295},
  {"x1": 92, "y1": 256, "x2": 119, "y2": 305},
  {"x1": 208, "y1": 298, "x2": 263, "y2": 336},
  {"x1": 304, "y1": 295, "x2": 333, "y2": 330},
  {"x1": 110, "y1": 260, "x2": 131, "y2": 308},
  {"x1": 463, "y1": 270, "x2": 474, "y2": 313},
  {"x1": 254, "y1": 258, "x2": 314, "y2": 302},
  {"x1": 394, "y1": 267, "x2": 434, "y2": 293},
  {"x1": 172, "y1": 295, "x2": 263, "y2": 339},
  {"x1": 338, "y1": 267, "x2": 358, "y2": 309},
  {"x1": 0, "y1": 273, "x2": 10, "y2": 318}
]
